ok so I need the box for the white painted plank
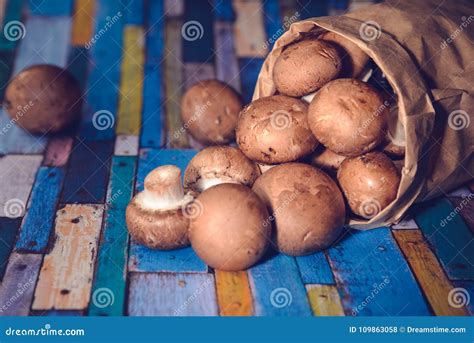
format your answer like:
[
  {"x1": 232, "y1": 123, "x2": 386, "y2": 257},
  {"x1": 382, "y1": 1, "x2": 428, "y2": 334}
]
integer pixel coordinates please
[{"x1": 114, "y1": 134, "x2": 139, "y2": 156}]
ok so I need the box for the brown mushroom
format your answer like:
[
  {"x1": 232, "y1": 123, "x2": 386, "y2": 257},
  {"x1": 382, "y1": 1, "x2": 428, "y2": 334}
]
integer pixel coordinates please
[
  {"x1": 4, "y1": 64, "x2": 82, "y2": 134},
  {"x1": 252, "y1": 163, "x2": 346, "y2": 256},
  {"x1": 184, "y1": 146, "x2": 260, "y2": 192},
  {"x1": 189, "y1": 183, "x2": 270, "y2": 271},
  {"x1": 273, "y1": 39, "x2": 342, "y2": 97},
  {"x1": 308, "y1": 78, "x2": 388, "y2": 157},
  {"x1": 126, "y1": 165, "x2": 194, "y2": 249},
  {"x1": 180, "y1": 79, "x2": 242, "y2": 144},
  {"x1": 337, "y1": 152, "x2": 400, "y2": 219},
  {"x1": 310, "y1": 146, "x2": 346, "y2": 172},
  {"x1": 236, "y1": 95, "x2": 318, "y2": 164}
]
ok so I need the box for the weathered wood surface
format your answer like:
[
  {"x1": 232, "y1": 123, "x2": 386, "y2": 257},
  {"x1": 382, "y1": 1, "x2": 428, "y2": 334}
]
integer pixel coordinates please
[
  {"x1": 306, "y1": 284, "x2": 345, "y2": 316},
  {"x1": 215, "y1": 271, "x2": 253, "y2": 316},
  {"x1": 296, "y1": 251, "x2": 335, "y2": 285},
  {"x1": 114, "y1": 135, "x2": 139, "y2": 156}
]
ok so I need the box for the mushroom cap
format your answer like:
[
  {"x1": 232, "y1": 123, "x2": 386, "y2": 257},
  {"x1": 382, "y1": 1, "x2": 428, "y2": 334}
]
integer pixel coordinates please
[
  {"x1": 252, "y1": 163, "x2": 345, "y2": 256},
  {"x1": 319, "y1": 31, "x2": 370, "y2": 78},
  {"x1": 310, "y1": 147, "x2": 346, "y2": 172},
  {"x1": 236, "y1": 95, "x2": 318, "y2": 164},
  {"x1": 4, "y1": 64, "x2": 82, "y2": 134},
  {"x1": 337, "y1": 151, "x2": 400, "y2": 219},
  {"x1": 184, "y1": 146, "x2": 260, "y2": 192},
  {"x1": 273, "y1": 39, "x2": 342, "y2": 97},
  {"x1": 308, "y1": 78, "x2": 388, "y2": 157},
  {"x1": 180, "y1": 79, "x2": 242, "y2": 144},
  {"x1": 189, "y1": 183, "x2": 270, "y2": 271}
]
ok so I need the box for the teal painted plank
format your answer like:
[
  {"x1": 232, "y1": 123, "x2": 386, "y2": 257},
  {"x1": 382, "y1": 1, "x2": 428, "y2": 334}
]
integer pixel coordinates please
[
  {"x1": 248, "y1": 253, "x2": 312, "y2": 316},
  {"x1": 128, "y1": 273, "x2": 218, "y2": 316},
  {"x1": 415, "y1": 198, "x2": 474, "y2": 280},
  {"x1": 327, "y1": 227, "x2": 431, "y2": 316},
  {"x1": 28, "y1": 0, "x2": 73, "y2": 16},
  {"x1": 0, "y1": 0, "x2": 23, "y2": 50},
  {"x1": 15, "y1": 167, "x2": 65, "y2": 253},
  {"x1": 66, "y1": 47, "x2": 90, "y2": 92},
  {"x1": 0, "y1": 218, "x2": 22, "y2": 280},
  {"x1": 89, "y1": 156, "x2": 136, "y2": 316},
  {"x1": 296, "y1": 251, "x2": 335, "y2": 285}
]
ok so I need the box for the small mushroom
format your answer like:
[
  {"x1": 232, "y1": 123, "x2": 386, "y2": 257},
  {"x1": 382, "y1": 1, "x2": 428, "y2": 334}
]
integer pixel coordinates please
[
  {"x1": 252, "y1": 163, "x2": 346, "y2": 256},
  {"x1": 126, "y1": 165, "x2": 194, "y2": 249},
  {"x1": 310, "y1": 147, "x2": 346, "y2": 173},
  {"x1": 236, "y1": 95, "x2": 318, "y2": 164},
  {"x1": 4, "y1": 64, "x2": 82, "y2": 134},
  {"x1": 273, "y1": 39, "x2": 342, "y2": 97},
  {"x1": 184, "y1": 146, "x2": 260, "y2": 192},
  {"x1": 180, "y1": 80, "x2": 242, "y2": 144},
  {"x1": 308, "y1": 78, "x2": 388, "y2": 157},
  {"x1": 189, "y1": 183, "x2": 270, "y2": 271},
  {"x1": 337, "y1": 152, "x2": 401, "y2": 219}
]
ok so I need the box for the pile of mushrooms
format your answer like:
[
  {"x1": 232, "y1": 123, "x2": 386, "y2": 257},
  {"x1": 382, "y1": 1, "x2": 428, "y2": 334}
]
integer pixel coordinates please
[{"x1": 126, "y1": 31, "x2": 403, "y2": 271}]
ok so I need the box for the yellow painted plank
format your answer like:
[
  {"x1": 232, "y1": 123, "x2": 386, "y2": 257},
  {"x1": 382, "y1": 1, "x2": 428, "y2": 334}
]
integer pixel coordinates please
[
  {"x1": 71, "y1": 0, "x2": 95, "y2": 46},
  {"x1": 306, "y1": 285, "x2": 345, "y2": 316},
  {"x1": 393, "y1": 230, "x2": 469, "y2": 316},
  {"x1": 32, "y1": 205, "x2": 103, "y2": 310},
  {"x1": 116, "y1": 26, "x2": 144, "y2": 135},
  {"x1": 215, "y1": 271, "x2": 253, "y2": 316},
  {"x1": 233, "y1": 0, "x2": 267, "y2": 57}
]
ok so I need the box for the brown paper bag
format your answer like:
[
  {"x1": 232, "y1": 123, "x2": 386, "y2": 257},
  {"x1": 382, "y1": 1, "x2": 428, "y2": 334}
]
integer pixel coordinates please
[{"x1": 253, "y1": 0, "x2": 473, "y2": 229}]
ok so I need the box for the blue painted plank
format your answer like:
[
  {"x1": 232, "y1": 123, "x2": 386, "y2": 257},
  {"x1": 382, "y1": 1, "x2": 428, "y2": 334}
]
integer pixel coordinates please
[
  {"x1": 28, "y1": 0, "x2": 73, "y2": 16},
  {"x1": 182, "y1": 0, "x2": 214, "y2": 63},
  {"x1": 60, "y1": 139, "x2": 113, "y2": 204},
  {"x1": 16, "y1": 167, "x2": 65, "y2": 253},
  {"x1": 123, "y1": 0, "x2": 144, "y2": 24},
  {"x1": 249, "y1": 253, "x2": 312, "y2": 316},
  {"x1": 296, "y1": 252, "x2": 335, "y2": 285},
  {"x1": 238, "y1": 58, "x2": 264, "y2": 104},
  {"x1": 327, "y1": 227, "x2": 431, "y2": 316},
  {"x1": 66, "y1": 47, "x2": 90, "y2": 92},
  {"x1": 262, "y1": 0, "x2": 282, "y2": 50},
  {"x1": 0, "y1": 218, "x2": 22, "y2": 281},
  {"x1": 78, "y1": 0, "x2": 124, "y2": 141},
  {"x1": 0, "y1": 0, "x2": 23, "y2": 50},
  {"x1": 213, "y1": 0, "x2": 234, "y2": 21},
  {"x1": 141, "y1": 0, "x2": 164, "y2": 148},
  {"x1": 297, "y1": 0, "x2": 328, "y2": 19},
  {"x1": 414, "y1": 198, "x2": 474, "y2": 280}
]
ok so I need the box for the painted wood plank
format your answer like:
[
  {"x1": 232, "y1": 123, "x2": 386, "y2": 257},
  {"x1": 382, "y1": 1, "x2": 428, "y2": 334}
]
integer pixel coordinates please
[
  {"x1": 0, "y1": 253, "x2": 42, "y2": 316},
  {"x1": 0, "y1": 218, "x2": 22, "y2": 280},
  {"x1": 32, "y1": 204, "x2": 103, "y2": 310},
  {"x1": 297, "y1": 0, "x2": 328, "y2": 20},
  {"x1": 114, "y1": 134, "x2": 139, "y2": 156},
  {"x1": 0, "y1": 0, "x2": 23, "y2": 50},
  {"x1": 327, "y1": 227, "x2": 431, "y2": 316},
  {"x1": 0, "y1": 155, "x2": 42, "y2": 217},
  {"x1": 43, "y1": 136, "x2": 74, "y2": 167},
  {"x1": 71, "y1": 0, "x2": 95, "y2": 46},
  {"x1": 262, "y1": 0, "x2": 283, "y2": 51},
  {"x1": 306, "y1": 284, "x2": 345, "y2": 316},
  {"x1": 215, "y1": 271, "x2": 253, "y2": 316},
  {"x1": 238, "y1": 58, "x2": 264, "y2": 103},
  {"x1": 15, "y1": 167, "x2": 65, "y2": 253},
  {"x1": 66, "y1": 47, "x2": 90, "y2": 91},
  {"x1": 0, "y1": 0, "x2": 6, "y2": 26},
  {"x1": 164, "y1": 19, "x2": 188, "y2": 148},
  {"x1": 296, "y1": 251, "x2": 335, "y2": 285},
  {"x1": 140, "y1": 0, "x2": 164, "y2": 149},
  {"x1": 89, "y1": 156, "x2": 136, "y2": 316},
  {"x1": 164, "y1": 0, "x2": 183, "y2": 17},
  {"x1": 248, "y1": 253, "x2": 312, "y2": 316},
  {"x1": 60, "y1": 139, "x2": 113, "y2": 204},
  {"x1": 183, "y1": 63, "x2": 215, "y2": 90},
  {"x1": 128, "y1": 273, "x2": 218, "y2": 316},
  {"x1": 0, "y1": 50, "x2": 15, "y2": 102},
  {"x1": 124, "y1": 0, "x2": 144, "y2": 24},
  {"x1": 414, "y1": 198, "x2": 474, "y2": 280},
  {"x1": 233, "y1": 0, "x2": 267, "y2": 58},
  {"x1": 393, "y1": 229, "x2": 469, "y2": 315},
  {"x1": 182, "y1": 0, "x2": 214, "y2": 63},
  {"x1": 214, "y1": 21, "x2": 241, "y2": 92},
  {"x1": 28, "y1": 0, "x2": 73, "y2": 16},
  {"x1": 448, "y1": 196, "x2": 474, "y2": 234},
  {"x1": 213, "y1": 0, "x2": 235, "y2": 21},
  {"x1": 116, "y1": 26, "x2": 144, "y2": 136}
]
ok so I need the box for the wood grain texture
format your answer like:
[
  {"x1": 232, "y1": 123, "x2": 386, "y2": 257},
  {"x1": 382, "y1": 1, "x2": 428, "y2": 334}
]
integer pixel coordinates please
[
  {"x1": 182, "y1": 0, "x2": 214, "y2": 63},
  {"x1": 114, "y1": 134, "x2": 139, "y2": 156},
  {"x1": 32, "y1": 204, "x2": 103, "y2": 310},
  {"x1": 306, "y1": 284, "x2": 345, "y2": 316},
  {"x1": 43, "y1": 136, "x2": 74, "y2": 167},
  {"x1": 233, "y1": 0, "x2": 267, "y2": 57},
  {"x1": 214, "y1": 21, "x2": 241, "y2": 92},
  {"x1": 414, "y1": 198, "x2": 474, "y2": 280},
  {"x1": 16, "y1": 167, "x2": 65, "y2": 253},
  {"x1": 0, "y1": 218, "x2": 22, "y2": 280},
  {"x1": 393, "y1": 230, "x2": 469, "y2": 316},
  {"x1": 248, "y1": 253, "x2": 312, "y2": 316},
  {"x1": 296, "y1": 251, "x2": 335, "y2": 285},
  {"x1": 128, "y1": 273, "x2": 218, "y2": 316},
  {"x1": 183, "y1": 63, "x2": 216, "y2": 90},
  {"x1": 0, "y1": 155, "x2": 42, "y2": 217},
  {"x1": 28, "y1": 0, "x2": 73, "y2": 15},
  {"x1": 215, "y1": 271, "x2": 253, "y2": 316},
  {"x1": 89, "y1": 156, "x2": 136, "y2": 316},
  {"x1": 0, "y1": 253, "x2": 42, "y2": 316},
  {"x1": 116, "y1": 26, "x2": 144, "y2": 136},
  {"x1": 71, "y1": 0, "x2": 95, "y2": 46},
  {"x1": 327, "y1": 227, "x2": 431, "y2": 316},
  {"x1": 0, "y1": 0, "x2": 23, "y2": 50},
  {"x1": 238, "y1": 58, "x2": 264, "y2": 103}
]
